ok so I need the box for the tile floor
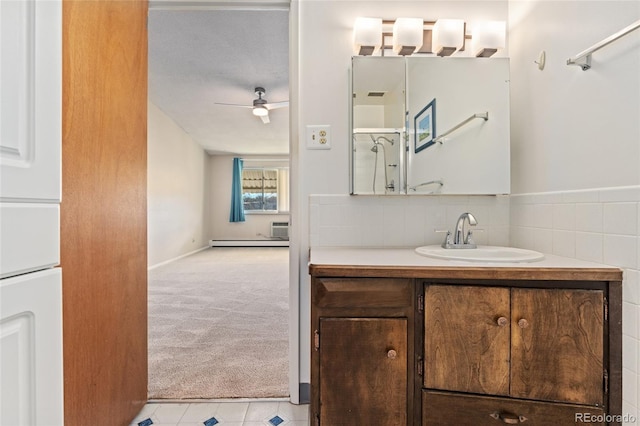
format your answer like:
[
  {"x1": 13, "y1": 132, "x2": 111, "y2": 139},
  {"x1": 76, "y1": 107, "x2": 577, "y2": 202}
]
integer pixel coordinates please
[{"x1": 130, "y1": 400, "x2": 309, "y2": 426}]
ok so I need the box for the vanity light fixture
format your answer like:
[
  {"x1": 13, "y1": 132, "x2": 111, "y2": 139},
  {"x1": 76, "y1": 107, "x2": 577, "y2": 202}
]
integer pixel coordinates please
[
  {"x1": 432, "y1": 19, "x2": 465, "y2": 56},
  {"x1": 472, "y1": 21, "x2": 506, "y2": 57},
  {"x1": 392, "y1": 18, "x2": 424, "y2": 56},
  {"x1": 353, "y1": 17, "x2": 383, "y2": 56}
]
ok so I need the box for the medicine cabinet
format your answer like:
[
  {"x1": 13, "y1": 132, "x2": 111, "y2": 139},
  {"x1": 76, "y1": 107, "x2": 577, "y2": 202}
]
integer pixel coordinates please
[{"x1": 351, "y1": 56, "x2": 510, "y2": 195}]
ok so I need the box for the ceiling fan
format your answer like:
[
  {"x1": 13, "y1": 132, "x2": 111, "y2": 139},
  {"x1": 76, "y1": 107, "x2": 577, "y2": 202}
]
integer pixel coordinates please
[{"x1": 215, "y1": 87, "x2": 289, "y2": 124}]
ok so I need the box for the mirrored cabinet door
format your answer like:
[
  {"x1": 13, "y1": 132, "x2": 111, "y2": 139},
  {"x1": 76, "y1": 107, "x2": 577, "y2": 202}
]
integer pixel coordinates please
[
  {"x1": 406, "y1": 57, "x2": 510, "y2": 195},
  {"x1": 351, "y1": 57, "x2": 405, "y2": 195}
]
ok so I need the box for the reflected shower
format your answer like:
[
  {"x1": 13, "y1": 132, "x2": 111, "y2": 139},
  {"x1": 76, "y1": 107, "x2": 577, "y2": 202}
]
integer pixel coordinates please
[
  {"x1": 369, "y1": 135, "x2": 395, "y2": 193},
  {"x1": 352, "y1": 130, "x2": 401, "y2": 195}
]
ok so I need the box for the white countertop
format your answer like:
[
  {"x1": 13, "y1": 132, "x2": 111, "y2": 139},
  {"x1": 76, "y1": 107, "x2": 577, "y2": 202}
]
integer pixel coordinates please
[{"x1": 309, "y1": 246, "x2": 620, "y2": 270}]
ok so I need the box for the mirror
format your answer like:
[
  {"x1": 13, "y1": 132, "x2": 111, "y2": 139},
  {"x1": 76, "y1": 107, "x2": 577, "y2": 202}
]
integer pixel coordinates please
[
  {"x1": 351, "y1": 57, "x2": 405, "y2": 195},
  {"x1": 351, "y1": 57, "x2": 511, "y2": 195}
]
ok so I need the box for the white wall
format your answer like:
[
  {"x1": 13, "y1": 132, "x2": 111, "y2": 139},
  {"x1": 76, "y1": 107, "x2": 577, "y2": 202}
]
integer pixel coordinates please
[
  {"x1": 296, "y1": 0, "x2": 509, "y2": 384},
  {"x1": 508, "y1": 1, "x2": 640, "y2": 419},
  {"x1": 209, "y1": 155, "x2": 290, "y2": 241},
  {"x1": 148, "y1": 101, "x2": 211, "y2": 267},
  {"x1": 509, "y1": 1, "x2": 640, "y2": 193}
]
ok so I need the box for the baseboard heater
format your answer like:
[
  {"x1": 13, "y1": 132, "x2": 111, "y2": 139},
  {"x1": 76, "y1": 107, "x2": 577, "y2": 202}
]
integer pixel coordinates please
[{"x1": 209, "y1": 240, "x2": 289, "y2": 247}]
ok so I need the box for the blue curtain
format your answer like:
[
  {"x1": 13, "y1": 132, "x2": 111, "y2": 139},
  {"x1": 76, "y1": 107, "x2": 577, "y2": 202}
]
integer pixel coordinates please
[{"x1": 229, "y1": 157, "x2": 246, "y2": 222}]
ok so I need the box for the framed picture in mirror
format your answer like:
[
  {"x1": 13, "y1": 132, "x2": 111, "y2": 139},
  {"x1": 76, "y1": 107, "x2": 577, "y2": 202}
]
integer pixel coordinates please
[{"x1": 415, "y1": 98, "x2": 436, "y2": 153}]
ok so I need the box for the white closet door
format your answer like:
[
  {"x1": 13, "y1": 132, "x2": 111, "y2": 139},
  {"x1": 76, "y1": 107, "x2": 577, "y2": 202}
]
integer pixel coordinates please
[
  {"x1": 0, "y1": 0, "x2": 61, "y2": 202},
  {"x1": 0, "y1": 268, "x2": 63, "y2": 426},
  {"x1": 0, "y1": 1, "x2": 63, "y2": 425}
]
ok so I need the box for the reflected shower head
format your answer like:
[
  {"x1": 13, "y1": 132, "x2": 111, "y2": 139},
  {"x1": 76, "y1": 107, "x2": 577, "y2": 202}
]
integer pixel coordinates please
[{"x1": 375, "y1": 136, "x2": 394, "y2": 145}]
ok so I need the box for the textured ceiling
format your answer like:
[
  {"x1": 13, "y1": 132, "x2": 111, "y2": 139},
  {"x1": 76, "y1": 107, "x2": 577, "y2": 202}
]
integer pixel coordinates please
[{"x1": 148, "y1": 9, "x2": 289, "y2": 155}]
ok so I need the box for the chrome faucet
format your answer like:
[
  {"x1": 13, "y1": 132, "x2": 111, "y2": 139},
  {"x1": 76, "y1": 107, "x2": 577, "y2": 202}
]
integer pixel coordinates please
[{"x1": 441, "y1": 212, "x2": 478, "y2": 249}]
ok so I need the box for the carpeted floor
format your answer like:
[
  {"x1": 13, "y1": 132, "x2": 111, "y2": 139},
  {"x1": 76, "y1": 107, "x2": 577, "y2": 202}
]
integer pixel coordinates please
[{"x1": 148, "y1": 247, "x2": 289, "y2": 399}]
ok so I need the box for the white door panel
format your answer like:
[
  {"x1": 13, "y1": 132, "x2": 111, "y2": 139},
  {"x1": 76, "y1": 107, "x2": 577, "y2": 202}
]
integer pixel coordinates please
[
  {"x1": 0, "y1": 268, "x2": 63, "y2": 426},
  {"x1": 0, "y1": 1, "x2": 63, "y2": 424},
  {"x1": 0, "y1": 203, "x2": 59, "y2": 279},
  {"x1": 0, "y1": 0, "x2": 61, "y2": 202}
]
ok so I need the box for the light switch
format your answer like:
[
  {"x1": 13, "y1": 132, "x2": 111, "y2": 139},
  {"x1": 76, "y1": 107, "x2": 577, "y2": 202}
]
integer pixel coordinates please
[{"x1": 306, "y1": 125, "x2": 331, "y2": 150}]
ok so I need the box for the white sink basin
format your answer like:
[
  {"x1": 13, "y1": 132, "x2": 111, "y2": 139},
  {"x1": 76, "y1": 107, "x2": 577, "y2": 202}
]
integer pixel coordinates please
[{"x1": 415, "y1": 245, "x2": 545, "y2": 263}]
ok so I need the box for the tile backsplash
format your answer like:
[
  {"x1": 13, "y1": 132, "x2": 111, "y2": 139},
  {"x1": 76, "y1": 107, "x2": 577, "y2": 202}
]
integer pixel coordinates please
[
  {"x1": 511, "y1": 186, "x2": 640, "y2": 421},
  {"x1": 309, "y1": 194, "x2": 510, "y2": 248}
]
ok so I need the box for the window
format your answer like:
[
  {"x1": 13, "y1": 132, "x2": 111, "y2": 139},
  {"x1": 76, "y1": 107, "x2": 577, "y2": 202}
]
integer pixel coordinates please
[{"x1": 242, "y1": 168, "x2": 281, "y2": 212}]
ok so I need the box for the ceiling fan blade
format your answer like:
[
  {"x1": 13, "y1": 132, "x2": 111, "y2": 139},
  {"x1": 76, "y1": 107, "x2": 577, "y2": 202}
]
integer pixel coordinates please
[
  {"x1": 265, "y1": 101, "x2": 289, "y2": 110},
  {"x1": 214, "y1": 102, "x2": 253, "y2": 108},
  {"x1": 260, "y1": 114, "x2": 270, "y2": 124}
]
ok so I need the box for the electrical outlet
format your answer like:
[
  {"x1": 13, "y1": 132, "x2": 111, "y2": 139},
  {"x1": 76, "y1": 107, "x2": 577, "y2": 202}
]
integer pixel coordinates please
[{"x1": 306, "y1": 125, "x2": 331, "y2": 150}]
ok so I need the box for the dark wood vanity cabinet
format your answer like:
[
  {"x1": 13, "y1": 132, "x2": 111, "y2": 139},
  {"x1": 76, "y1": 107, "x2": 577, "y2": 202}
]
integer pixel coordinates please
[
  {"x1": 423, "y1": 284, "x2": 608, "y2": 425},
  {"x1": 309, "y1": 264, "x2": 622, "y2": 426},
  {"x1": 310, "y1": 277, "x2": 418, "y2": 426}
]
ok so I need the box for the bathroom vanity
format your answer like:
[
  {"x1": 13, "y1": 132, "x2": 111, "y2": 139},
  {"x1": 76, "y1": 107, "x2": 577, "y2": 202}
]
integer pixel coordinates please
[{"x1": 309, "y1": 248, "x2": 622, "y2": 426}]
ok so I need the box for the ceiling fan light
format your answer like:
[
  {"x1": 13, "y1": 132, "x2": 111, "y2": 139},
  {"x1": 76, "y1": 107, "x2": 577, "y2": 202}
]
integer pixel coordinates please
[{"x1": 252, "y1": 106, "x2": 268, "y2": 117}]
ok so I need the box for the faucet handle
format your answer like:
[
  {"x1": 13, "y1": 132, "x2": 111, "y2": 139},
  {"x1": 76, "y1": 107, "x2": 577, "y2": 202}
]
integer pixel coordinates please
[
  {"x1": 465, "y1": 228, "x2": 484, "y2": 245},
  {"x1": 435, "y1": 229, "x2": 453, "y2": 247}
]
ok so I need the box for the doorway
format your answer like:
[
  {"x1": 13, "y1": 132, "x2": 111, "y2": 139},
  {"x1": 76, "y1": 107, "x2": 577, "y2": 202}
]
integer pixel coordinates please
[{"x1": 146, "y1": 2, "x2": 295, "y2": 400}]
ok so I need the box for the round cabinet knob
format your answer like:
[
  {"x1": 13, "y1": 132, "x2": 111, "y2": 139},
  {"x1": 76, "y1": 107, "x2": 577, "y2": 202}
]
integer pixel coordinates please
[
  {"x1": 387, "y1": 349, "x2": 397, "y2": 359},
  {"x1": 518, "y1": 318, "x2": 530, "y2": 329},
  {"x1": 496, "y1": 316, "x2": 508, "y2": 327}
]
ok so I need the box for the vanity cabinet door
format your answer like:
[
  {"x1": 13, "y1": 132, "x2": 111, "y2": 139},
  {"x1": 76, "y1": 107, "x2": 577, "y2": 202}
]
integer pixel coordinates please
[
  {"x1": 424, "y1": 285, "x2": 510, "y2": 396},
  {"x1": 510, "y1": 288, "x2": 604, "y2": 406},
  {"x1": 424, "y1": 284, "x2": 606, "y2": 407},
  {"x1": 319, "y1": 318, "x2": 407, "y2": 426}
]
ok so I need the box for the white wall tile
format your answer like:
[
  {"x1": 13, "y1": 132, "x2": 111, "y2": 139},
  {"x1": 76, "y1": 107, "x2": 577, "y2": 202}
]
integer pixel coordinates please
[
  {"x1": 604, "y1": 203, "x2": 638, "y2": 236},
  {"x1": 622, "y1": 401, "x2": 638, "y2": 425},
  {"x1": 404, "y1": 205, "x2": 427, "y2": 247},
  {"x1": 624, "y1": 335, "x2": 639, "y2": 374},
  {"x1": 604, "y1": 235, "x2": 638, "y2": 269},
  {"x1": 318, "y1": 226, "x2": 347, "y2": 246},
  {"x1": 382, "y1": 205, "x2": 407, "y2": 246},
  {"x1": 552, "y1": 230, "x2": 575, "y2": 258},
  {"x1": 533, "y1": 204, "x2": 553, "y2": 229},
  {"x1": 575, "y1": 203, "x2": 603, "y2": 233},
  {"x1": 599, "y1": 187, "x2": 640, "y2": 203},
  {"x1": 438, "y1": 195, "x2": 469, "y2": 205},
  {"x1": 511, "y1": 226, "x2": 535, "y2": 250},
  {"x1": 624, "y1": 368, "x2": 639, "y2": 408},
  {"x1": 562, "y1": 190, "x2": 600, "y2": 203},
  {"x1": 490, "y1": 227, "x2": 510, "y2": 246},
  {"x1": 575, "y1": 232, "x2": 603, "y2": 264},
  {"x1": 309, "y1": 203, "x2": 319, "y2": 236},
  {"x1": 341, "y1": 203, "x2": 361, "y2": 228},
  {"x1": 625, "y1": 269, "x2": 640, "y2": 305},
  {"x1": 425, "y1": 205, "x2": 448, "y2": 232},
  {"x1": 319, "y1": 204, "x2": 346, "y2": 227},
  {"x1": 623, "y1": 302, "x2": 640, "y2": 340},
  {"x1": 553, "y1": 204, "x2": 576, "y2": 231},
  {"x1": 531, "y1": 228, "x2": 553, "y2": 254}
]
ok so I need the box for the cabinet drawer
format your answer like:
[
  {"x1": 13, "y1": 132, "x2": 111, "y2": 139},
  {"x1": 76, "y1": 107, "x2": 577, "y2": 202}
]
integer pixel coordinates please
[
  {"x1": 313, "y1": 278, "x2": 412, "y2": 308},
  {"x1": 422, "y1": 391, "x2": 605, "y2": 426},
  {"x1": 0, "y1": 203, "x2": 59, "y2": 278}
]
